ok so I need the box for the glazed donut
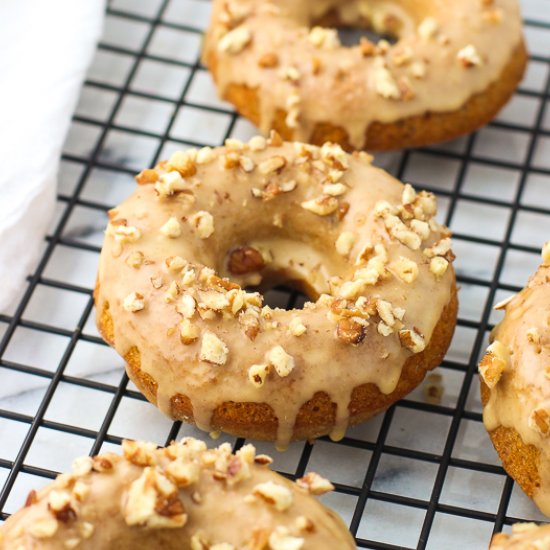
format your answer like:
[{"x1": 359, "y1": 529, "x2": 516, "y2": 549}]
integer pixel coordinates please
[
  {"x1": 202, "y1": 0, "x2": 527, "y2": 151},
  {"x1": 480, "y1": 244, "x2": 550, "y2": 516},
  {"x1": 0, "y1": 437, "x2": 355, "y2": 549},
  {"x1": 490, "y1": 523, "x2": 550, "y2": 549},
  {"x1": 95, "y1": 136, "x2": 457, "y2": 449}
]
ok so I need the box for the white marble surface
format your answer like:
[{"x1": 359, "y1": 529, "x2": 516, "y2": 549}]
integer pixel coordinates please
[{"x1": 1, "y1": 0, "x2": 550, "y2": 547}]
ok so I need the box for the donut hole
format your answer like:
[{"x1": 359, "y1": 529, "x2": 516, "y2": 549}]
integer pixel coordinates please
[{"x1": 307, "y1": 1, "x2": 424, "y2": 46}]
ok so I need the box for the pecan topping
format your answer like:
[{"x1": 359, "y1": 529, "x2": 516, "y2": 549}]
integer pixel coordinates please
[
  {"x1": 337, "y1": 318, "x2": 366, "y2": 345},
  {"x1": 228, "y1": 246, "x2": 265, "y2": 275}
]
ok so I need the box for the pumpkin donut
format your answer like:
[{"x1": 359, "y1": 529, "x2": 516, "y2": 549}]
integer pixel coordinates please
[
  {"x1": 480, "y1": 244, "x2": 550, "y2": 517},
  {"x1": 95, "y1": 136, "x2": 457, "y2": 449},
  {"x1": 0, "y1": 437, "x2": 355, "y2": 549},
  {"x1": 202, "y1": 0, "x2": 526, "y2": 151},
  {"x1": 490, "y1": 522, "x2": 550, "y2": 549}
]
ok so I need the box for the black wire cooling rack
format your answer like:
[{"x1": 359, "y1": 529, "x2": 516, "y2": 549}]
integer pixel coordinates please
[{"x1": 1, "y1": 1, "x2": 550, "y2": 548}]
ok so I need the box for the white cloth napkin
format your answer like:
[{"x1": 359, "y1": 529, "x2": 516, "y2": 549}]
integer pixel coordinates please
[{"x1": 0, "y1": 0, "x2": 105, "y2": 314}]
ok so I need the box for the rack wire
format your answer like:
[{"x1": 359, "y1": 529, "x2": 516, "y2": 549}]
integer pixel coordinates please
[{"x1": 1, "y1": 0, "x2": 550, "y2": 548}]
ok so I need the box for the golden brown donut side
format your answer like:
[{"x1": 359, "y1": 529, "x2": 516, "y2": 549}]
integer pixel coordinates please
[
  {"x1": 98, "y1": 282, "x2": 456, "y2": 441},
  {"x1": 207, "y1": 42, "x2": 527, "y2": 152},
  {"x1": 0, "y1": 438, "x2": 355, "y2": 549},
  {"x1": 480, "y1": 252, "x2": 550, "y2": 517}
]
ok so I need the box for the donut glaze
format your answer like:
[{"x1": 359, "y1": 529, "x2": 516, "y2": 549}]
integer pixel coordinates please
[
  {"x1": 0, "y1": 438, "x2": 355, "y2": 549},
  {"x1": 203, "y1": 0, "x2": 526, "y2": 151},
  {"x1": 481, "y1": 246, "x2": 550, "y2": 517},
  {"x1": 95, "y1": 137, "x2": 457, "y2": 449}
]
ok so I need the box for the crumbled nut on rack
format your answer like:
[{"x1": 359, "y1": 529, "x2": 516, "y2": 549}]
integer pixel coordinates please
[
  {"x1": 258, "y1": 51, "x2": 279, "y2": 68},
  {"x1": 478, "y1": 340, "x2": 509, "y2": 389},
  {"x1": 228, "y1": 246, "x2": 265, "y2": 275},
  {"x1": 529, "y1": 408, "x2": 550, "y2": 436},
  {"x1": 189, "y1": 211, "x2": 215, "y2": 239},
  {"x1": 410, "y1": 61, "x2": 427, "y2": 79},
  {"x1": 389, "y1": 257, "x2": 418, "y2": 284},
  {"x1": 248, "y1": 363, "x2": 270, "y2": 387},
  {"x1": 289, "y1": 317, "x2": 307, "y2": 336},
  {"x1": 430, "y1": 257, "x2": 449, "y2": 279},
  {"x1": 297, "y1": 472, "x2": 334, "y2": 495},
  {"x1": 336, "y1": 231, "x2": 356, "y2": 257},
  {"x1": 308, "y1": 26, "x2": 340, "y2": 50},
  {"x1": 106, "y1": 221, "x2": 141, "y2": 243},
  {"x1": 126, "y1": 250, "x2": 145, "y2": 268},
  {"x1": 180, "y1": 319, "x2": 200, "y2": 345},
  {"x1": 323, "y1": 183, "x2": 347, "y2": 196},
  {"x1": 418, "y1": 17, "x2": 439, "y2": 40},
  {"x1": 72, "y1": 456, "x2": 93, "y2": 477},
  {"x1": 123, "y1": 292, "x2": 145, "y2": 312},
  {"x1": 200, "y1": 331, "x2": 229, "y2": 365},
  {"x1": 266, "y1": 345, "x2": 295, "y2": 377},
  {"x1": 28, "y1": 517, "x2": 59, "y2": 539},
  {"x1": 423, "y1": 373, "x2": 444, "y2": 405},
  {"x1": 259, "y1": 156, "x2": 287, "y2": 175},
  {"x1": 301, "y1": 195, "x2": 339, "y2": 216},
  {"x1": 268, "y1": 527, "x2": 304, "y2": 550},
  {"x1": 249, "y1": 135, "x2": 267, "y2": 151},
  {"x1": 122, "y1": 440, "x2": 157, "y2": 467},
  {"x1": 164, "y1": 281, "x2": 181, "y2": 302},
  {"x1": 457, "y1": 45, "x2": 483, "y2": 67},
  {"x1": 196, "y1": 146, "x2": 215, "y2": 165},
  {"x1": 177, "y1": 294, "x2": 196, "y2": 318},
  {"x1": 136, "y1": 168, "x2": 159, "y2": 185},
  {"x1": 424, "y1": 238, "x2": 452, "y2": 258},
  {"x1": 252, "y1": 481, "x2": 293, "y2": 511},
  {"x1": 373, "y1": 59, "x2": 401, "y2": 100},
  {"x1": 160, "y1": 217, "x2": 182, "y2": 238},
  {"x1": 165, "y1": 459, "x2": 200, "y2": 487},
  {"x1": 124, "y1": 467, "x2": 187, "y2": 528},
  {"x1": 399, "y1": 329, "x2": 426, "y2": 353},
  {"x1": 168, "y1": 150, "x2": 197, "y2": 178},
  {"x1": 336, "y1": 317, "x2": 366, "y2": 344},
  {"x1": 218, "y1": 26, "x2": 252, "y2": 54}
]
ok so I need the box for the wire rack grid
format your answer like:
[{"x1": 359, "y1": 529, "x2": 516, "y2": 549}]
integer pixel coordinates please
[{"x1": 1, "y1": 0, "x2": 550, "y2": 548}]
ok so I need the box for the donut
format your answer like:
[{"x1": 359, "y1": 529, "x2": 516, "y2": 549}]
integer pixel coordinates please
[
  {"x1": 202, "y1": 0, "x2": 527, "y2": 151},
  {"x1": 490, "y1": 523, "x2": 550, "y2": 549},
  {"x1": 95, "y1": 136, "x2": 457, "y2": 449},
  {"x1": 480, "y1": 243, "x2": 550, "y2": 516},
  {"x1": 0, "y1": 437, "x2": 355, "y2": 549}
]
